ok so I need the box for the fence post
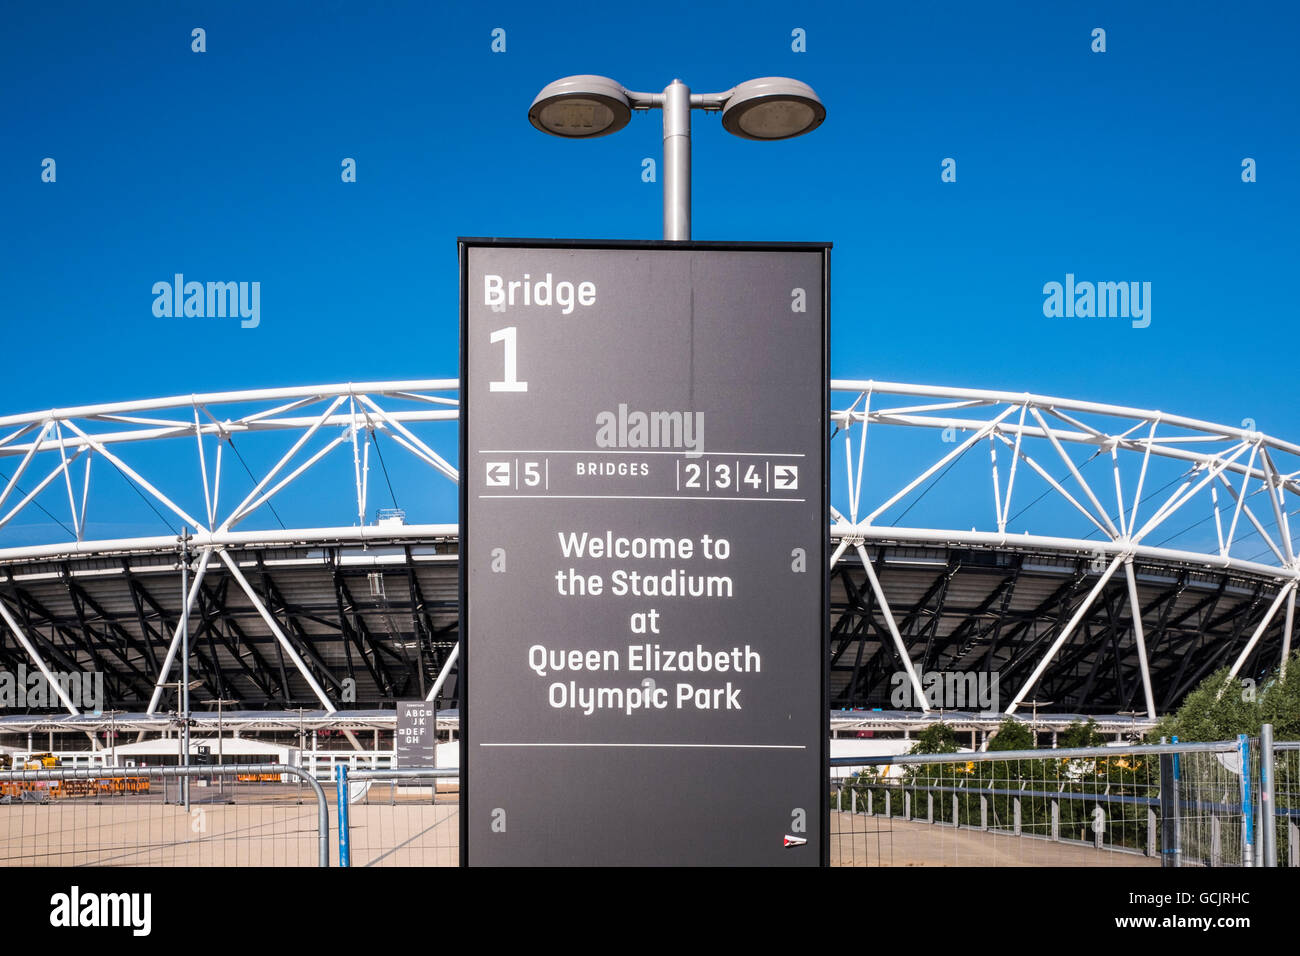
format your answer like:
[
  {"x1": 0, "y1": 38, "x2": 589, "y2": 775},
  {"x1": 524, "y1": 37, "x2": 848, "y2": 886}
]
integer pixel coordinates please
[
  {"x1": 980, "y1": 795, "x2": 988, "y2": 830},
  {"x1": 1094, "y1": 806, "x2": 1103, "y2": 850},
  {"x1": 1289, "y1": 819, "x2": 1298, "y2": 869},
  {"x1": 953, "y1": 794, "x2": 959, "y2": 828},
  {"x1": 1260, "y1": 724, "x2": 1276, "y2": 867},
  {"x1": 851, "y1": 788, "x2": 857, "y2": 814},
  {"x1": 885, "y1": 790, "x2": 891, "y2": 818},
  {"x1": 1147, "y1": 808, "x2": 1157, "y2": 857},
  {"x1": 1050, "y1": 800, "x2": 1059, "y2": 841},
  {"x1": 336, "y1": 765, "x2": 350, "y2": 869},
  {"x1": 1210, "y1": 815, "x2": 1221, "y2": 867},
  {"x1": 1159, "y1": 742, "x2": 1181, "y2": 867},
  {"x1": 867, "y1": 789, "x2": 873, "y2": 816},
  {"x1": 1013, "y1": 797, "x2": 1021, "y2": 836},
  {"x1": 1239, "y1": 734, "x2": 1254, "y2": 868},
  {"x1": 836, "y1": 786, "x2": 842, "y2": 812},
  {"x1": 904, "y1": 791, "x2": 911, "y2": 821},
  {"x1": 926, "y1": 792, "x2": 933, "y2": 824}
]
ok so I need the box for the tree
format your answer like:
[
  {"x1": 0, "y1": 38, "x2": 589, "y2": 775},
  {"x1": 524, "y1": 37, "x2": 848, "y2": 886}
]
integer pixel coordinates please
[
  {"x1": 908, "y1": 722, "x2": 959, "y2": 754},
  {"x1": 986, "y1": 717, "x2": 1035, "y2": 751},
  {"x1": 1152, "y1": 652, "x2": 1300, "y2": 742},
  {"x1": 1059, "y1": 718, "x2": 1106, "y2": 749}
]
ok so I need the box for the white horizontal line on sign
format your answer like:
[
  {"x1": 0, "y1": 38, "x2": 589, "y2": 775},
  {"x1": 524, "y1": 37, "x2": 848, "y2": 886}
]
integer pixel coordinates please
[
  {"x1": 477, "y1": 495, "x2": 806, "y2": 502},
  {"x1": 478, "y1": 449, "x2": 806, "y2": 457},
  {"x1": 479, "y1": 742, "x2": 808, "y2": 750}
]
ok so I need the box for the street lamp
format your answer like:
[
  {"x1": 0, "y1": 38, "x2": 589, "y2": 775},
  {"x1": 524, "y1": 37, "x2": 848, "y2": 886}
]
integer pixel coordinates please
[
  {"x1": 178, "y1": 528, "x2": 192, "y2": 808},
  {"x1": 528, "y1": 74, "x2": 826, "y2": 240},
  {"x1": 1022, "y1": 699, "x2": 1054, "y2": 748},
  {"x1": 102, "y1": 710, "x2": 125, "y2": 769},
  {"x1": 165, "y1": 678, "x2": 203, "y2": 808}
]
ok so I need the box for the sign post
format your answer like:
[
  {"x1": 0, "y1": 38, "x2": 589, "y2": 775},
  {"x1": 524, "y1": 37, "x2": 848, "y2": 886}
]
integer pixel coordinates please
[{"x1": 460, "y1": 239, "x2": 828, "y2": 865}]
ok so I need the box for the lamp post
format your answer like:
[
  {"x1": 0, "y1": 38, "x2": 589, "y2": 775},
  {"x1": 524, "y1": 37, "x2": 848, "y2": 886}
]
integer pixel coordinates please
[
  {"x1": 1023, "y1": 699, "x2": 1054, "y2": 748},
  {"x1": 179, "y1": 528, "x2": 192, "y2": 808},
  {"x1": 103, "y1": 709, "x2": 124, "y2": 769},
  {"x1": 166, "y1": 679, "x2": 203, "y2": 807},
  {"x1": 528, "y1": 75, "x2": 826, "y2": 240}
]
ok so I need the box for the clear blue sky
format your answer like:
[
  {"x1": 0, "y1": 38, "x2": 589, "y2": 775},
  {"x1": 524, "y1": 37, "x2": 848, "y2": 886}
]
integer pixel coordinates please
[{"x1": 1, "y1": 1, "x2": 1296, "y2": 541}]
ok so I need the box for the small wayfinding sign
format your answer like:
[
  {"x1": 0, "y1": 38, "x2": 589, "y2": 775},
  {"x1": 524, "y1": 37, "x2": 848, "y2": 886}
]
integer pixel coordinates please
[{"x1": 395, "y1": 701, "x2": 437, "y2": 768}]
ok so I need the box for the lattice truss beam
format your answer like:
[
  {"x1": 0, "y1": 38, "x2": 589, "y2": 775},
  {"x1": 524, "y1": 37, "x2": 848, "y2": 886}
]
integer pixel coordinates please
[
  {"x1": 0, "y1": 379, "x2": 1294, "y2": 720},
  {"x1": 830, "y1": 381, "x2": 1300, "y2": 717}
]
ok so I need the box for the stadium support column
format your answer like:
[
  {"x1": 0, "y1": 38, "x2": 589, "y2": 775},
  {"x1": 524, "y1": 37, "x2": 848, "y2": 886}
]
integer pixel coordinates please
[
  {"x1": 1227, "y1": 581, "x2": 1294, "y2": 682},
  {"x1": 424, "y1": 641, "x2": 459, "y2": 702},
  {"x1": 147, "y1": 549, "x2": 214, "y2": 714},
  {"x1": 1123, "y1": 558, "x2": 1157, "y2": 719},
  {"x1": 0, "y1": 599, "x2": 81, "y2": 714},
  {"x1": 1282, "y1": 588, "x2": 1296, "y2": 681},
  {"x1": 855, "y1": 543, "x2": 929, "y2": 713},
  {"x1": 217, "y1": 550, "x2": 367, "y2": 753},
  {"x1": 218, "y1": 549, "x2": 335, "y2": 712},
  {"x1": 1006, "y1": 553, "x2": 1124, "y2": 715}
]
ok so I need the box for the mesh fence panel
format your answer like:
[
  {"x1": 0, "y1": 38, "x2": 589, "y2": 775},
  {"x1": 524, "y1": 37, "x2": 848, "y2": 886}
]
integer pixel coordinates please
[
  {"x1": 830, "y1": 743, "x2": 1259, "y2": 867},
  {"x1": 336, "y1": 772, "x2": 458, "y2": 867},
  {"x1": 0, "y1": 767, "x2": 325, "y2": 867}
]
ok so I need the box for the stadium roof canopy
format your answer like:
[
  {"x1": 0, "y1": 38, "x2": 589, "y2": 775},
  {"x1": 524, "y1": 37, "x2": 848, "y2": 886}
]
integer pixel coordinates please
[{"x1": 0, "y1": 380, "x2": 1295, "y2": 727}]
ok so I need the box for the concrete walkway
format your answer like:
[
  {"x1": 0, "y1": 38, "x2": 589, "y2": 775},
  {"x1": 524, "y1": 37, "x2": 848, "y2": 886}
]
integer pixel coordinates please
[{"x1": 829, "y1": 811, "x2": 1158, "y2": 866}]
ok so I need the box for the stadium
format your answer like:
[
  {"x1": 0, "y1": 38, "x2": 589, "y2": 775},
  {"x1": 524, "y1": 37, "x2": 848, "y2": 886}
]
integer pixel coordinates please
[{"x1": 0, "y1": 377, "x2": 1295, "y2": 766}]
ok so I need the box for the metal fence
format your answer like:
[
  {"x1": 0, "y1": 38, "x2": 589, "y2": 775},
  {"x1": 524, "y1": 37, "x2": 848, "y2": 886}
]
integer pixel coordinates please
[
  {"x1": 0, "y1": 764, "x2": 329, "y2": 867},
  {"x1": 830, "y1": 732, "x2": 1295, "y2": 868},
  {"x1": 1267, "y1": 737, "x2": 1299, "y2": 868},
  {"x1": 334, "y1": 766, "x2": 457, "y2": 867},
  {"x1": 2, "y1": 735, "x2": 1297, "y2": 867}
]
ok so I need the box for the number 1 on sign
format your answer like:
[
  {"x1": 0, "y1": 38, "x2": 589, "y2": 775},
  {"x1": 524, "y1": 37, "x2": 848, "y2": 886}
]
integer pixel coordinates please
[{"x1": 489, "y1": 327, "x2": 528, "y2": 392}]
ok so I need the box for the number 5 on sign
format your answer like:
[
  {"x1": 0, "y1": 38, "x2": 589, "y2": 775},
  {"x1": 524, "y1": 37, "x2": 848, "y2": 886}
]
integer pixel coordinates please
[{"x1": 489, "y1": 327, "x2": 528, "y2": 392}]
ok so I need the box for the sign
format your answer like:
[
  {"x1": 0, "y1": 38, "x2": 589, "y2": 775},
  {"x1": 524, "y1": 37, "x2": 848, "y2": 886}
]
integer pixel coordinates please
[
  {"x1": 460, "y1": 239, "x2": 828, "y2": 865},
  {"x1": 395, "y1": 701, "x2": 437, "y2": 768}
]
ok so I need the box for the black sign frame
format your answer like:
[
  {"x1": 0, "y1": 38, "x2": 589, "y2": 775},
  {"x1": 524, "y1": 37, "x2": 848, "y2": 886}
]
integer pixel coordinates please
[{"x1": 458, "y1": 237, "x2": 829, "y2": 866}]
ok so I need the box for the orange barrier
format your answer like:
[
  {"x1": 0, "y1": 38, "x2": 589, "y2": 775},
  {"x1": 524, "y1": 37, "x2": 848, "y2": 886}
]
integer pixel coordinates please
[{"x1": 0, "y1": 777, "x2": 151, "y2": 799}]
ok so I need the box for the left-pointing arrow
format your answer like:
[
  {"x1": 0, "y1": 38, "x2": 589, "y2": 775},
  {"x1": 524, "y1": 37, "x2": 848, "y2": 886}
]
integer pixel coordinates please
[{"x1": 485, "y1": 462, "x2": 511, "y2": 487}]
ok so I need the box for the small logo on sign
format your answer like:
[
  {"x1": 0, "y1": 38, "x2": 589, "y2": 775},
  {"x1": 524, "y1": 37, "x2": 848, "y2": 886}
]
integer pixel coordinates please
[
  {"x1": 485, "y1": 462, "x2": 511, "y2": 487},
  {"x1": 783, "y1": 835, "x2": 807, "y2": 848},
  {"x1": 773, "y1": 465, "x2": 799, "y2": 490}
]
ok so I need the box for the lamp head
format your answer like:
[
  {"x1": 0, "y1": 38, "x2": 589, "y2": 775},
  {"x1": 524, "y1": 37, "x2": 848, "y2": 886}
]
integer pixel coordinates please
[
  {"x1": 529, "y1": 74, "x2": 632, "y2": 138},
  {"x1": 721, "y1": 77, "x2": 826, "y2": 140}
]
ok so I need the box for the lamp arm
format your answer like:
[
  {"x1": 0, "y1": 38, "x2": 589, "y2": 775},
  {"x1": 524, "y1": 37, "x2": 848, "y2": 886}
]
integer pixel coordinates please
[
  {"x1": 691, "y1": 90, "x2": 734, "y2": 111},
  {"x1": 623, "y1": 89, "x2": 662, "y2": 110}
]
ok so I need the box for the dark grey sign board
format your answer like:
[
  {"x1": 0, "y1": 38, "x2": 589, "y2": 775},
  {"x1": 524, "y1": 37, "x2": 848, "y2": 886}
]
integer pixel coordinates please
[
  {"x1": 395, "y1": 701, "x2": 437, "y2": 768},
  {"x1": 460, "y1": 239, "x2": 828, "y2": 866}
]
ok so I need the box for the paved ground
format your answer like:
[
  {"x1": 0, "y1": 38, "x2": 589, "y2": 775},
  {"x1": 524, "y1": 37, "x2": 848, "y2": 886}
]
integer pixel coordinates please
[
  {"x1": 1, "y1": 793, "x2": 1158, "y2": 867},
  {"x1": 829, "y1": 811, "x2": 1158, "y2": 867},
  {"x1": 0, "y1": 801, "x2": 323, "y2": 866}
]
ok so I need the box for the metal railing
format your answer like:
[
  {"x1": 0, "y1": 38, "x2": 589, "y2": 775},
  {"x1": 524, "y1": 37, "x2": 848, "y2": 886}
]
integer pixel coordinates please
[
  {"x1": 829, "y1": 733, "x2": 1293, "y2": 867},
  {"x1": 0, "y1": 764, "x2": 329, "y2": 867}
]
